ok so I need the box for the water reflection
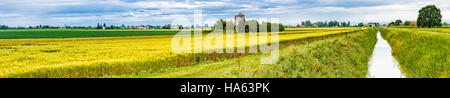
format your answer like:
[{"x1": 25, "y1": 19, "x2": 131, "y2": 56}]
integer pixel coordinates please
[{"x1": 367, "y1": 31, "x2": 405, "y2": 78}]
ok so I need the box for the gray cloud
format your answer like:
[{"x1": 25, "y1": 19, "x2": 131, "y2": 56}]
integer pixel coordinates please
[{"x1": 0, "y1": 0, "x2": 448, "y2": 26}]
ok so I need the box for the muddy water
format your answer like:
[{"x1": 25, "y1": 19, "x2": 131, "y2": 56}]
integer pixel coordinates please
[{"x1": 367, "y1": 31, "x2": 405, "y2": 78}]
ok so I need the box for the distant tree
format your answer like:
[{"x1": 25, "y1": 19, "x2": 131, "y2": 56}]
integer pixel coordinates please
[
  {"x1": 0, "y1": 25, "x2": 8, "y2": 29},
  {"x1": 97, "y1": 23, "x2": 101, "y2": 29},
  {"x1": 333, "y1": 21, "x2": 339, "y2": 27},
  {"x1": 443, "y1": 22, "x2": 448, "y2": 26},
  {"x1": 404, "y1": 21, "x2": 411, "y2": 26},
  {"x1": 313, "y1": 21, "x2": 324, "y2": 27},
  {"x1": 304, "y1": 20, "x2": 313, "y2": 27},
  {"x1": 327, "y1": 21, "x2": 333, "y2": 27},
  {"x1": 328, "y1": 21, "x2": 339, "y2": 27},
  {"x1": 263, "y1": 22, "x2": 272, "y2": 32},
  {"x1": 162, "y1": 24, "x2": 171, "y2": 29},
  {"x1": 279, "y1": 24, "x2": 285, "y2": 31},
  {"x1": 214, "y1": 19, "x2": 227, "y2": 30},
  {"x1": 87, "y1": 26, "x2": 94, "y2": 29},
  {"x1": 43, "y1": 25, "x2": 50, "y2": 29},
  {"x1": 262, "y1": 22, "x2": 284, "y2": 31},
  {"x1": 342, "y1": 21, "x2": 350, "y2": 27},
  {"x1": 394, "y1": 19, "x2": 402, "y2": 26},
  {"x1": 301, "y1": 20, "x2": 354, "y2": 27},
  {"x1": 417, "y1": 5, "x2": 442, "y2": 28},
  {"x1": 246, "y1": 20, "x2": 259, "y2": 32},
  {"x1": 358, "y1": 22, "x2": 364, "y2": 27},
  {"x1": 147, "y1": 25, "x2": 153, "y2": 29},
  {"x1": 368, "y1": 22, "x2": 380, "y2": 27}
]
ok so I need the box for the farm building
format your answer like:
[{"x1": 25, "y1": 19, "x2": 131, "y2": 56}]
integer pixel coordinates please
[
  {"x1": 367, "y1": 23, "x2": 377, "y2": 27},
  {"x1": 400, "y1": 21, "x2": 417, "y2": 26},
  {"x1": 235, "y1": 13, "x2": 245, "y2": 31}
]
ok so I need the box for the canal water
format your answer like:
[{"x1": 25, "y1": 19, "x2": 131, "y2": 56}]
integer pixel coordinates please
[{"x1": 367, "y1": 31, "x2": 405, "y2": 78}]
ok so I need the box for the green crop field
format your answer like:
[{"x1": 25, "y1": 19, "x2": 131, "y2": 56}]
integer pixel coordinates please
[
  {"x1": 0, "y1": 29, "x2": 181, "y2": 39},
  {"x1": 3, "y1": 27, "x2": 447, "y2": 78},
  {"x1": 380, "y1": 27, "x2": 450, "y2": 78},
  {"x1": 109, "y1": 28, "x2": 378, "y2": 78},
  {"x1": 0, "y1": 27, "x2": 375, "y2": 78}
]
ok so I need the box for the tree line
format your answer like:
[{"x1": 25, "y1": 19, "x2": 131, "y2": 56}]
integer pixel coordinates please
[
  {"x1": 299, "y1": 20, "x2": 353, "y2": 27},
  {"x1": 387, "y1": 5, "x2": 446, "y2": 28},
  {"x1": 214, "y1": 19, "x2": 286, "y2": 32}
]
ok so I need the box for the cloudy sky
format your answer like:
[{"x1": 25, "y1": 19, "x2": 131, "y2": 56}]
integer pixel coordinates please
[{"x1": 0, "y1": 0, "x2": 449, "y2": 26}]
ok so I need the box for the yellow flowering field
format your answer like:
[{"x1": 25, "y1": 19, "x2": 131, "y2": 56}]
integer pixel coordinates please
[{"x1": 0, "y1": 27, "x2": 364, "y2": 78}]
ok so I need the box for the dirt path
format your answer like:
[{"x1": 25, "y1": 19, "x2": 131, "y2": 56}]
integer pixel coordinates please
[{"x1": 367, "y1": 31, "x2": 405, "y2": 78}]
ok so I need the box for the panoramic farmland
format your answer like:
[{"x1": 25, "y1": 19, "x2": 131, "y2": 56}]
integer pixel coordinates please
[
  {"x1": 0, "y1": 0, "x2": 448, "y2": 79},
  {"x1": 0, "y1": 27, "x2": 370, "y2": 78},
  {"x1": 3, "y1": 0, "x2": 450, "y2": 97},
  {"x1": 4, "y1": 26, "x2": 448, "y2": 78}
]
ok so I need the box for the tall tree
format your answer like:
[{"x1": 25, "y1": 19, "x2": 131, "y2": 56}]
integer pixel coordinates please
[
  {"x1": 394, "y1": 19, "x2": 402, "y2": 26},
  {"x1": 305, "y1": 20, "x2": 312, "y2": 27},
  {"x1": 328, "y1": 21, "x2": 338, "y2": 27},
  {"x1": 246, "y1": 20, "x2": 259, "y2": 32},
  {"x1": 340, "y1": 22, "x2": 345, "y2": 27},
  {"x1": 97, "y1": 23, "x2": 101, "y2": 29},
  {"x1": 358, "y1": 22, "x2": 364, "y2": 27},
  {"x1": 417, "y1": 5, "x2": 442, "y2": 28},
  {"x1": 404, "y1": 21, "x2": 411, "y2": 26},
  {"x1": 0, "y1": 25, "x2": 8, "y2": 29}
]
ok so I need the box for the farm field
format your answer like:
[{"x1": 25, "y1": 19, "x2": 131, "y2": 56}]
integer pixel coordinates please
[
  {"x1": 0, "y1": 27, "x2": 368, "y2": 78},
  {"x1": 380, "y1": 27, "x2": 450, "y2": 78},
  {"x1": 388, "y1": 27, "x2": 450, "y2": 34},
  {"x1": 0, "y1": 29, "x2": 181, "y2": 39},
  {"x1": 109, "y1": 28, "x2": 378, "y2": 78}
]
